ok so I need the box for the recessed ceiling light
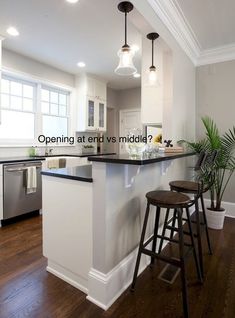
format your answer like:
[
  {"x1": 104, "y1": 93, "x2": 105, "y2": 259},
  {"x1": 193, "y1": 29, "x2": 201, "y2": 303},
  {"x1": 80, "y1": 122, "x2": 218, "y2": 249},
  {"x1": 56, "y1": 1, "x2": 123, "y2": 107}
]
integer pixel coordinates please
[
  {"x1": 77, "y1": 62, "x2": 86, "y2": 68},
  {"x1": 66, "y1": 0, "x2": 79, "y2": 3},
  {"x1": 133, "y1": 73, "x2": 141, "y2": 78},
  {"x1": 131, "y1": 45, "x2": 140, "y2": 53},
  {"x1": 7, "y1": 26, "x2": 19, "y2": 37}
]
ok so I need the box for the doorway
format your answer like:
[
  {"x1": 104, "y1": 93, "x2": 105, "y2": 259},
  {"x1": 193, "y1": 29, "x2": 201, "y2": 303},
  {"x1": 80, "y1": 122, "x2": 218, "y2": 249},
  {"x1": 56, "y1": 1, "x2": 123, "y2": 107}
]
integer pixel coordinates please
[{"x1": 119, "y1": 109, "x2": 141, "y2": 154}]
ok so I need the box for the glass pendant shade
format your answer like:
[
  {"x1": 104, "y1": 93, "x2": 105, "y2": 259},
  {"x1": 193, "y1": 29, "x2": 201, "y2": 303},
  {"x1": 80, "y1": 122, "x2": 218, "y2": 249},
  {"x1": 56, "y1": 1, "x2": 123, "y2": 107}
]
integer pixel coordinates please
[
  {"x1": 115, "y1": 46, "x2": 137, "y2": 76},
  {"x1": 148, "y1": 66, "x2": 157, "y2": 85}
]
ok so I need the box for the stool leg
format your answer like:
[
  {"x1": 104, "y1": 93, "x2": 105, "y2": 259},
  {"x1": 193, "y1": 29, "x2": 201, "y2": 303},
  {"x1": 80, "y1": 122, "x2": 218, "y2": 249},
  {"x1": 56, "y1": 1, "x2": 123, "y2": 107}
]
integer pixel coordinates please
[
  {"x1": 131, "y1": 202, "x2": 151, "y2": 291},
  {"x1": 186, "y1": 207, "x2": 203, "y2": 283},
  {"x1": 170, "y1": 209, "x2": 177, "y2": 239},
  {"x1": 158, "y1": 208, "x2": 170, "y2": 254},
  {"x1": 151, "y1": 206, "x2": 160, "y2": 266},
  {"x1": 178, "y1": 208, "x2": 189, "y2": 318},
  {"x1": 195, "y1": 198, "x2": 204, "y2": 278},
  {"x1": 200, "y1": 194, "x2": 213, "y2": 255}
]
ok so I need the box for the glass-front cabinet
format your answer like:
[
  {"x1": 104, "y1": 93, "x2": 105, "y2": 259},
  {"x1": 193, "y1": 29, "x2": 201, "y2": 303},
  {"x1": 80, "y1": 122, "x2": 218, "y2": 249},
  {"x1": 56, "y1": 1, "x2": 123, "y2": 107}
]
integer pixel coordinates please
[
  {"x1": 98, "y1": 101, "x2": 106, "y2": 131},
  {"x1": 77, "y1": 75, "x2": 107, "y2": 132},
  {"x1": 86, "y1": 98, "x2": 106, "y2": 131},
  {"x1": 87, "y1": 99, "x2": 95, "y2": 129}
]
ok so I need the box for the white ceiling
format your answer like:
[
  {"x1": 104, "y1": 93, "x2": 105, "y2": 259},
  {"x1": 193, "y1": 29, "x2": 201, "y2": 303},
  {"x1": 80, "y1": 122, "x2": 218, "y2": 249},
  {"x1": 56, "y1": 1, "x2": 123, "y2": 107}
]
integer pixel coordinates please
[
  {"x1": 149, "y1": 0, "x2": 235, "y2": 66},
  {"x1": 176, "y1": 0, "x2": 235, "y2": 50},
  {"x1": 0, "y1": 0, "x2": 142, "y2": 90}
]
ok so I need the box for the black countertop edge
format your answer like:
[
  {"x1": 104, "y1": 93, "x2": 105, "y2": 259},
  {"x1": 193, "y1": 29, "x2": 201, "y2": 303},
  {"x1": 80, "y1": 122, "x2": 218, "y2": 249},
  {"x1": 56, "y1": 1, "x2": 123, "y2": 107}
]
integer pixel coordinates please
[
  {"x1": 41, "y1": 165, "x2": 93, "y2": 183},
  {"x1": 88, "y1": 152, "x2": 195, "y2": 165},
  {"x1": 0, "y1": 152, "x2": 115, "y2": 164},
  {"x1": 34, "y1": 152, "x2": 115, "y2": 158},
  {"x1": 0, "y1": 157, "x2": 46, "y2": 164}
]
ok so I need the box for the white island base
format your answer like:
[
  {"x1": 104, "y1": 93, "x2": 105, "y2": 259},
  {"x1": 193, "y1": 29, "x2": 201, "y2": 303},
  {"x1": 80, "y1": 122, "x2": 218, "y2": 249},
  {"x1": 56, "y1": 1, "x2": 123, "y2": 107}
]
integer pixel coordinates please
[{"x1": 42, "y1": 155, "x2": 193, "y2": 310}]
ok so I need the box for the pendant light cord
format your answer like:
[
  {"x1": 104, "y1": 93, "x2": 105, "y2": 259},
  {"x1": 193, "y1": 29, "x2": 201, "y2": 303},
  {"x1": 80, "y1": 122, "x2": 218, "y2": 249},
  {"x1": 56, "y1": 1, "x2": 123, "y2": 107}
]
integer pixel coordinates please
[
  {"x1": 125, "y1": 12, "x2": 127, "y2": 46},
  {"x1": 152, "y1": 39, "x2": 154, "y2": 67}
]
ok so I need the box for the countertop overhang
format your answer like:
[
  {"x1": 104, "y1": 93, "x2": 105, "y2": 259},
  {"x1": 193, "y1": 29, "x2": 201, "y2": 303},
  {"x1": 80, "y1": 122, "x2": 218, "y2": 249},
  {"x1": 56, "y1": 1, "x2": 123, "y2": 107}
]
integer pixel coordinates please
[
  {"x1": 88, "y1": 152, "x2": 195, "y2": 165},
  {"x1": 41, "y1": 165, "x2": 93, "y2": 183},
  {"x1": 0, "y1": 152, "x2": 115, "y2": 164}
]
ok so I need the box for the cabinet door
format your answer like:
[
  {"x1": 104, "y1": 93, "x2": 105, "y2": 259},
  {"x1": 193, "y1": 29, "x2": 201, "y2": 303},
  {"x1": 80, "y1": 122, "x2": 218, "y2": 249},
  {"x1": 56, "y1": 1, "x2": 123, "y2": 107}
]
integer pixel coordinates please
[
  {"x1": 98, "y1": 101, "x2": 106, "y2": 131},
  {"x1": 87, "y1": 98, "x2": 96, "y2": 130}
]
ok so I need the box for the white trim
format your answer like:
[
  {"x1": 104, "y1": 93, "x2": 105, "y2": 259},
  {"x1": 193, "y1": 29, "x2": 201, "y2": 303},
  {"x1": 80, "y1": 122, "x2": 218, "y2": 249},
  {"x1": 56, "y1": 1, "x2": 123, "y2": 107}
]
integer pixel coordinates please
[
  {"x1": 47, "y1": 261, "x2": 88, "y2": 294},
  {"x1": 2, "y1": 67, "x2": 74, "y2": 92},
  {"x1": 204, "y1": 199, "x2": 235, "y2": 218},
  {"x1": 148, "y1": 0, "x2": 235, "y2": 66},
  {"x1": 87, "y1": 246, "x2": 151, "y2": 310},
  {"x1": 197, "y1": 43, "x2": 235, "y2": 66},
  {"x1": 0, "y1": 35, "x2": 4, "y2": 41},
  {"x1": 87, "y1": 231, "x2": 169, "y2": 311},
  {"x1": 148, "y1": 0, "x2": 200, "y2": 65}
]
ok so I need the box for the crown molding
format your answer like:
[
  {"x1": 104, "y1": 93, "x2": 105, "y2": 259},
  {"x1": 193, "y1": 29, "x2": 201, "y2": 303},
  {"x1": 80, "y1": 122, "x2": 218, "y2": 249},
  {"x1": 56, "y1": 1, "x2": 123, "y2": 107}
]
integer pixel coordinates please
[
  {"x1": 148, "y1": 0, "x2": 235, "y2": 67},
  {"x1": 197, "y1": 43, "x2": 235, "y2": 66},
  {"x1": 148, "y1": 0, "x2": 200, "y2": 65}
]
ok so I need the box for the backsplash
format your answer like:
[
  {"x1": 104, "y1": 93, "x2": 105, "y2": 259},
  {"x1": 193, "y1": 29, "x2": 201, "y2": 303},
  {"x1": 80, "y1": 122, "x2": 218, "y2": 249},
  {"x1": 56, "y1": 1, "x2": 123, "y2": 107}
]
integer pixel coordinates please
[{"x1": 0, "y1": 132, "x2": 98, "y2": 158}]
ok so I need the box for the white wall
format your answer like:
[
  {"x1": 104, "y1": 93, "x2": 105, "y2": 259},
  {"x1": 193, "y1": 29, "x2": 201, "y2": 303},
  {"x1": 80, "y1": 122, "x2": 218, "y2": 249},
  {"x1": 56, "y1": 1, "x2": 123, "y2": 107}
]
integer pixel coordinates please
[
  {"x1": 196, "y1": 61, "x2": 235, "y2": 203},
  {"x1": 2, "y1": 49, "x2": 75, "y2": 88},
  {"x1": 132, "y1": 0, "x2": 196, "y2": 144}
]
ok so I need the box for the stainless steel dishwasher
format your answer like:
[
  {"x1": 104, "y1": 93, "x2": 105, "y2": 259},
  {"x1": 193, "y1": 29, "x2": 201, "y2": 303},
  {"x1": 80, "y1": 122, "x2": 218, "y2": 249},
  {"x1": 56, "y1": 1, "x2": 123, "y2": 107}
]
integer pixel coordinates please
[{"x1": 3, "y1": 161, "x2": 42, "y2": 220}]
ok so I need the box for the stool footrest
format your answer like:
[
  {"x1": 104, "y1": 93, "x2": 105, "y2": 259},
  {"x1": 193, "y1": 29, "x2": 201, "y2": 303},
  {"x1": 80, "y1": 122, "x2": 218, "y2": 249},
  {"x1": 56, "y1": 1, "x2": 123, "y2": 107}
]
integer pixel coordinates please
[
  {"x1": 142, "y1": 248, "x2": 181, "y2": 267},
  {"x1": 143, "y1": 235, "x2": 154, "y2": 248},
  {"x1": 142, "y1": 234, "x2": 192, "y2": 248}
]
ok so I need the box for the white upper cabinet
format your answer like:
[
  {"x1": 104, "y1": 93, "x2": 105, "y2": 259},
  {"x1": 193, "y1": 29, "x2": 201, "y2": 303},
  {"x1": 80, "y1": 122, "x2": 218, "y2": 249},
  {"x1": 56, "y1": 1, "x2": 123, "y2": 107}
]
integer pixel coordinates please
[{"x1": 76, "y1": 75, "x2": 107, "y2": 132}]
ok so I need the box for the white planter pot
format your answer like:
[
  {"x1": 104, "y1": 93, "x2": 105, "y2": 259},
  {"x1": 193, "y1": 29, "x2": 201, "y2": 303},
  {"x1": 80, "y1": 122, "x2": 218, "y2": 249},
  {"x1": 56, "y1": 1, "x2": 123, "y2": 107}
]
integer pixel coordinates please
[{"x1": 206, "y1": 208, "x2": 226, "y2": 230}]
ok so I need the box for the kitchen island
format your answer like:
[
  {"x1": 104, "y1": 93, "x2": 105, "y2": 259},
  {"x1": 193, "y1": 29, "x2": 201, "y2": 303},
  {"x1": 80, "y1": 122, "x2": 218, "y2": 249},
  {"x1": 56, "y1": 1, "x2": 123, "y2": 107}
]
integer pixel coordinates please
[{"x1": 41, "y1": 152, "x2": 195, "y2": 310}]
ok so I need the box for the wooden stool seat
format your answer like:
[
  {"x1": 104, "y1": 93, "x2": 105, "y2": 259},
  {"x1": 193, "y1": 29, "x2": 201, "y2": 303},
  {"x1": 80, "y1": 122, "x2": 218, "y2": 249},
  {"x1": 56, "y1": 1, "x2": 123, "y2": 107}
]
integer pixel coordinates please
[
  {"x1": 146, "y1": 190, "x2": 191, "y2": 208},
  {"x1": 169, "y1": 180, "x2": 200, "y2": 194}
]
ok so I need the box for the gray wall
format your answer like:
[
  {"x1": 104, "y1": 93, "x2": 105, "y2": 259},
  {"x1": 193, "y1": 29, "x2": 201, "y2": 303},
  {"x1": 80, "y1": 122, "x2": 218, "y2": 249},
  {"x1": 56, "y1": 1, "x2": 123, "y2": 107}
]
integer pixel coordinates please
[
  {"x1": 196, "y1": 60, "x2": 235, "y2": 203},
  {"x1": 117, "y1": 87, "x2": 141, "y2": 110},
  {"x1": 2, "y1": 49, "x2": 75, "y2": 87}
]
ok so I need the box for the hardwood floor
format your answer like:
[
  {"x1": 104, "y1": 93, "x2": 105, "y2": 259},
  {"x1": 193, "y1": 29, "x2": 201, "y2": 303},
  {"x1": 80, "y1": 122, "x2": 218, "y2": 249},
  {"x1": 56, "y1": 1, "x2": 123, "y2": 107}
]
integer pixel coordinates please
[{"x1": 0, "y1": 215, "x2": 235, "y2": 318}]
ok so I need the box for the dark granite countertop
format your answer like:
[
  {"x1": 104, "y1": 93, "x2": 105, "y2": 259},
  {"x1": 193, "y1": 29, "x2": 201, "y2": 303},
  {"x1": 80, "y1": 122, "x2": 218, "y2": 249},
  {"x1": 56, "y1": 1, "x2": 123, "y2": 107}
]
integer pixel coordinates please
[
  {"x1": 0, "y1": 152, "x2": 115, "y2": 164},
  {"x1": 34, "y1": 152, "x2": 115, "y2": 158},
  {"x1": 0, "y1": 157, "x2": 46, "y2": 164},
  {"x1": 41, "y1": 165, "x2": 93, "y2": 183},
  {"x1": 88, "y1": 152, "x2": 195, "y2": 165}
]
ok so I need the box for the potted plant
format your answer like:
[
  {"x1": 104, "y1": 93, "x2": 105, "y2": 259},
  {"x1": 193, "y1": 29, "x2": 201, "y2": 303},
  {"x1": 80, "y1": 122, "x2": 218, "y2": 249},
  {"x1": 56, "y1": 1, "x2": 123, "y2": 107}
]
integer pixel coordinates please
[{"x1": 180, "y1": 117, "x2": 235, "y2": 229}]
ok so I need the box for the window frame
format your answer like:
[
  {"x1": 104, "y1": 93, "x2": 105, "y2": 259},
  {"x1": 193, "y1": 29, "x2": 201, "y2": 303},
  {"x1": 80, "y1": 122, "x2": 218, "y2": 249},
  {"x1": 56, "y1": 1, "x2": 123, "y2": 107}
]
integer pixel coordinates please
[{"x1": 0, "y1": 70, "x2": 74, "y2": 147}]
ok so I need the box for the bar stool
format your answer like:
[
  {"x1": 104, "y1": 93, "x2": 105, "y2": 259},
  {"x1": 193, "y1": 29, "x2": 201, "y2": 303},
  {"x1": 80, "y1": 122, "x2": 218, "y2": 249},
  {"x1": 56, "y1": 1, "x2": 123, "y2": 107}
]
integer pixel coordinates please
[
  {"x1": 167, "y1": 150, "x2": 217, "y2": 277},
  {"x1": 131, "y1": 190, "x2": 203, "y2": 318}
]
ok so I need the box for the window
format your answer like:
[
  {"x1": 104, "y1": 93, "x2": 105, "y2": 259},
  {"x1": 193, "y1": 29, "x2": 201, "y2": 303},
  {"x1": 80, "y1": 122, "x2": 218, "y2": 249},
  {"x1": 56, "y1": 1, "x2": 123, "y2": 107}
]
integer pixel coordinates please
[
  {"x1": 0, "y1": 76, "x2": 36, "y2": 140},
  {"x1": 41, "y1": 86, "x2": 69, "y2": 137},
  {"x1": 0, "y1": 72, "x2": 71, "y2": 145}
]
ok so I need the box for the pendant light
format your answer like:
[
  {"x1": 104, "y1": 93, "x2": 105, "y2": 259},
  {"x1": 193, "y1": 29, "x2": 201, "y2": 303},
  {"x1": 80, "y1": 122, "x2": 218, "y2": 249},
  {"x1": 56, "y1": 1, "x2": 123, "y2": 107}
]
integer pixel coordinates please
[
  {"x1": 147, "y1": 32, "x2": 159, "y2": 85},
  {"x1": 115, "y1": 1, "x2": 137, "y2": 76}
]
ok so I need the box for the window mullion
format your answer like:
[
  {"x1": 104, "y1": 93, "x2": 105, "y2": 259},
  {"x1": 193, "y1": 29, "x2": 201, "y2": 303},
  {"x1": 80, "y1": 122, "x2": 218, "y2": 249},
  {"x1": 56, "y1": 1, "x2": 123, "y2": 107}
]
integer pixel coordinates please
[{"x1": 35, "y1": 83, "x2": 42, "y2": 142}]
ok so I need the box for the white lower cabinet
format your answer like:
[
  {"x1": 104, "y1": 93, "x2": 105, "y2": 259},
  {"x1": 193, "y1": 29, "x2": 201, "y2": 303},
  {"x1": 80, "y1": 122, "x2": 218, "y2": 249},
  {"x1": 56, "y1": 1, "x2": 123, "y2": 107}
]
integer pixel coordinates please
[{"x1": 0, "y1": 165, "x2": 3, "y2": 221}]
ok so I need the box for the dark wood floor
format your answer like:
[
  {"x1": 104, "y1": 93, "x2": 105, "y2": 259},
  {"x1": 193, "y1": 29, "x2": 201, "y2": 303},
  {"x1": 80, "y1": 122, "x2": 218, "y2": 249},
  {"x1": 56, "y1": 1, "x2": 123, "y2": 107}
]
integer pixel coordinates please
[{"x1": 0, "y1": 215, "x2": 235, "y2": 318}]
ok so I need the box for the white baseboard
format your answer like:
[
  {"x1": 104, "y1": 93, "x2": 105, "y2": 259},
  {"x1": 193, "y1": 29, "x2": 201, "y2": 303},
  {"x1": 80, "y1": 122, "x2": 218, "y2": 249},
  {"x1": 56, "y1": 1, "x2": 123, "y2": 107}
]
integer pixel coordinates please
[
  {"x1": 204, "y1": 199, "x2": 235, "y2": 218},
  {"x1": 47, "y1": 260, "x2": 88, "y2": 294},
  {"x1": 87, "y1": 248, "x2": 151, "y2": 311},
  {"x1": 87, "y1": 232, "x2": 169, "y2": 311}
]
